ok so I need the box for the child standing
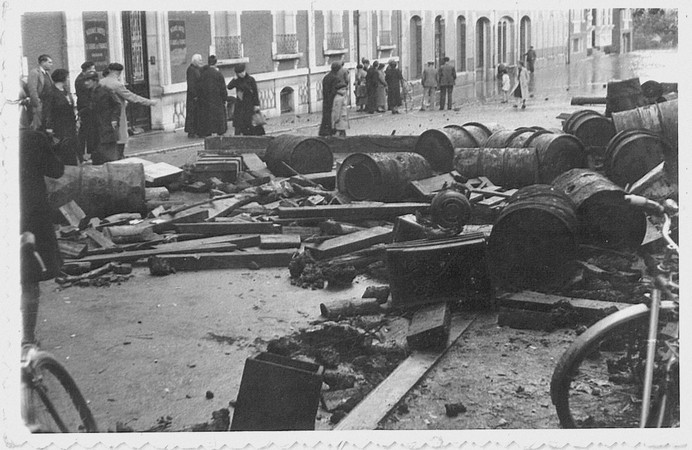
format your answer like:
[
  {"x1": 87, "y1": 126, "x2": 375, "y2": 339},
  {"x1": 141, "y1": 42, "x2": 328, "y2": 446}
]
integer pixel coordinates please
[
  {"x1": 331, "y1": 82, "x2": 349, "y2": 137},
  {"x1": 501, "y1": 69, "x2": 510, "y2": 104}
]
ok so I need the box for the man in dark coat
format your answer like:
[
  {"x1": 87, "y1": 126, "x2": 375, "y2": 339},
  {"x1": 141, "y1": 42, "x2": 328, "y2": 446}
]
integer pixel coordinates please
[
  {"x1": 196, "y1": 55, "x2": 228, "y2": 137},
  {"x1": 20, "y1": 129, "x2": 64, "y2": 344},
  {"x1": 184, "y1": 54, "x2": 204, "y2": 138},
  {"x1": 226, "y1": 63, "x2": 264, "y2": 136},
  {"x1": 88, "y1": 72, "x2": 123, "y2": 165},
  {"x1": 75, "y1": 61, "x2": 98, "y2": 158},
  {"x1": 385, "y1": 60, "x2": 404, "y2": 114},
  {"x1": 43, "y1": 68, "x2": 79, "y2": 165},
  {"x1": 365, "y1": 60, "x2": 379, "y2": 114},
  {"x1": 319, "y1": 62, "x2": 341, "y2": 136}
]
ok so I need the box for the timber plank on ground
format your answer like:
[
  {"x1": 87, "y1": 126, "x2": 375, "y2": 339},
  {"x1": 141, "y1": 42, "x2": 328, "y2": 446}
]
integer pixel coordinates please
[
  {"x1": 307, "y1": 226, "x2": 393, "y2": 259},
  {"x1": 497, "y1": 291, "x2": 631, "y2": 321},
  {"x1": 277, "y1": 203, "x2": 430, "y2": 220},
  {"x1": 153, "y1": 248, "x2": 296, "y2": 270},
  {"x1": 174, "y1": 222, "x2": 279, "y2": 236}
]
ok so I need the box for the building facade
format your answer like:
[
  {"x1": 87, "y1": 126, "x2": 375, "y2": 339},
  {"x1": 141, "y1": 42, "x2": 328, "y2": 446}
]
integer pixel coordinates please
[{"x1": 19, "y1": 8, "x2": 630, "y2": 133}]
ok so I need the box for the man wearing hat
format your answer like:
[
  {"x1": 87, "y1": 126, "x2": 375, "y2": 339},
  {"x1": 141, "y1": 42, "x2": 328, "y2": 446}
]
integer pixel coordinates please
[
  {"x1": 420, "y1": 60, "x2": 438, "y2": 111},
  {"x1": 197, "y1": 55, "x2": 229, "y2": 137},
  {"x1": 99, "y1": 62, "x2": 157, "y2": 159},
  {"x1": 319, "y1": 61, "x2": 342, "y2": 136},
  {"x1": 227, "y1": 63, "x2": 263, "y2": 136}
]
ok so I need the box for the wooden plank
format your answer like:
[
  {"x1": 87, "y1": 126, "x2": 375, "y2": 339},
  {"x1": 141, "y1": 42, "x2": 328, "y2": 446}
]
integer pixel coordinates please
[
  {"x1": 333, "y1": 313, "x2": 476, "y2": 430},
  {"x1": 259, "y1": 234, "x2": 302, "y2": 249},
  {"x1": 278, "y1": 203, "x2": 430, "y2": 220},
  {"x1": 289, "y1": 171, "x2": 336, "y2": 190},
  {"x1": 406, "y1": 303, "x2": 451, "y2": 350},
  {"x1": 84, "y1": 228, "x2": 117, "y2": 249},
  {"x1": 497, "y1": 291, "x2": 631, "y2": 320},
  {"x1": 174, "y1": 222, "x2": 279, "y2": 236},
  {"x1": 203, "y1": 135, "x2": 273, "y2": 152},
  {"x1": 154, "y1": 249, "x2": 296, "y2": 270},
  {"x1": 409, "y1": 172, "x2": 460, "y2": 198},
  {"x1": 317, "y1": 135, "x2": 418, "y2": 154},
  {"x1": 110, "y1": 158, "x2": 183, "y2": 186},
  {"x1": 241, "y1": 153, "x2": 270, "y2": 174},
  {"x1": 307, "y1": 226, "x2": 393, "y2": 259},
  {"x1": 58, "y1": 240, "x2": 88, "y2": 259},
  {"x1": 59, "y1": 200, "x2": 87, "y2": 227},
  {"x1": 281, "y1": 226, "x2": 322, "y2": 240}
]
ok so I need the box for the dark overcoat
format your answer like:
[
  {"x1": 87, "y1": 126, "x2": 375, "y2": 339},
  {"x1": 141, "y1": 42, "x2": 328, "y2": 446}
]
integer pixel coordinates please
[
  {"x1": 227, "y1": 74, "x2": 262, "y2": 135},
  {"x1": 184, "y1": 64, "x2": 201, "y2": 134},
  {"x1": 319, "y1": 71, "x2": 339, "y2": 136},
  {"x1": 197, "y1": 65, "x2": 228, "y2": 137}
]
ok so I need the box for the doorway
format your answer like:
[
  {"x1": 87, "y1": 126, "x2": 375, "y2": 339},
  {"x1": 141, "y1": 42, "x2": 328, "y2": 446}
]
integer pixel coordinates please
[
  {"x1": 475, "y1": 17, "x2": 491, "y2": 78},
  {"x1": 410, "y1": 15, "x2": 422, "y2": 79},
  {"x1": 122, "y1": 11, "x2": 151, "y2": 132}
]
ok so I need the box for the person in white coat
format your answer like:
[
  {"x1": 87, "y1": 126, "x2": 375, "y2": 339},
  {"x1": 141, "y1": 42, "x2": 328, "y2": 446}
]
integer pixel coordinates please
[{"x1": 512, "y1": 61, "x2": 530, "y2": 109}]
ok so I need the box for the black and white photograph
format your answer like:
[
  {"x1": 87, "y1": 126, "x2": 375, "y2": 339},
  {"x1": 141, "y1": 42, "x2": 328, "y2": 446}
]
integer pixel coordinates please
[{"x1": 0, "y1": 1, "x2": 687, "y2": 448}]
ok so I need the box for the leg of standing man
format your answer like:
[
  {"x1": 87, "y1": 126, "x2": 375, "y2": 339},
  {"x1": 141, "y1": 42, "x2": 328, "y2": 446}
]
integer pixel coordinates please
[
  {"x1": 439, "y1": 86, "x2": 446, "y2": 110},
  {"x1": 446, "y1": 86, "x2": 453, "y2": 110}
]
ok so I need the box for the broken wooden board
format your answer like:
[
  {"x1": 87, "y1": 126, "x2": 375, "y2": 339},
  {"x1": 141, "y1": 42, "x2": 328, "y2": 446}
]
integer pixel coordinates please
[
  {"x1": 392, "y1": 214, "x2": 427, "y2": 243},
  {"x1": 277, "y1": 203, "x2": 430, "y2": 220},
  {"x1": 333, "y1": 313, "x2": 476, "y2": 430},
  {"x1": 281, "y1": 226, "x2": 322, "y2": 240},
  {"x1": 174, "y1": 222, "x2": 279, "y2": 236},
  {"x1": 203, "y1": 136, "x2": 273, "y2": 154},
  {"x1": 153, "y1": 248, "x2": 296, "y2": 270},
  {"x1": 409, "y1": 171, "x2": 462, "y2": 198},
  {"x1": 406, "y1": 303, "x2": 451, "y2": 350},
  {"x1": 259, "y1": 234, "x2": 301, "y2": 249},
  {"x1": 59, "y1": 200, "x2": 87, "y2": 228},
  {"x1": 497, "y1": 291, "x2": 632, "y2": 322},
  {"x1": 110, "y1": 157, "x2": 183, "y2": 186},
  {"x1": 58, "y1": 240, "x2": 88, "y2": 259},
  {"x1": 307, "y1": 226, "x2": 393, "y2": 259},
  {"x1": 289, "y1": 171, "x2": 336, "y2": 190},
  {"x1": 84, "y1": 228, "x2": 117, "y2": 249}
]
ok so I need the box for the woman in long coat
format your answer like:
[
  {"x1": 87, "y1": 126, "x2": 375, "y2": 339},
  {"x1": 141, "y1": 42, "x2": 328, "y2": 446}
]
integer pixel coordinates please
[
  {"x1": 184, "y1": 54, "x2": 203, "y2": 138},
  {"x1": 226, "y1": 63, "x2": 264, "y2": 136},
  {"x1": 375, "y1": 64, "x2": 387, "y2": 112},
  {"x1": 43, "y1": 69, "x2": 79, "y2": 164},
  {"x1": 354, "y1": 63, "x2": 367, "y2": 112},
  {"x1": 512, "y1": 61, "x2": 530, "y2": 109},
  {"x1": 385, "y1": 61, "x2": 403, "y2": 114},
  {"x1": 196, "y1": 56, "x2": 228, "y2": 137}
]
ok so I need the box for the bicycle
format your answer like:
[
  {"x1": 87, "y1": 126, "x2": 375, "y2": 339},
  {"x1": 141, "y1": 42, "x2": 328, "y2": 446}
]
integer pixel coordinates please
[
  {"x1": 550, "y1": 195, "x2": 679, "y2": 428},
  {"x1": 20, "y1": 232, "x2": 98, "y2": 433}
]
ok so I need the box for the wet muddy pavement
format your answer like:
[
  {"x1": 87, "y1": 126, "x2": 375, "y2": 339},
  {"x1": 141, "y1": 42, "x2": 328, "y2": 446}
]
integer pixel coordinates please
[{"x1": 16, "y1": 49, "x2": 684, "y2": 444}]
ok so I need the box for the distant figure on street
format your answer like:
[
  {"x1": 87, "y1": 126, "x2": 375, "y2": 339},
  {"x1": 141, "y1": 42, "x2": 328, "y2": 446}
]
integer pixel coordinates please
[
  {"x1": 89, "y1": 71, "x2": 123, "y2": 165},
  {"x1": 196, "y1": 55, "x2": 228, "y2": 137},
  {"x1": 226, "y1": 63, "x2": 264, "y2": 136},
  {"x1": 525, "y1": 46, "x2": 536, "y2": 74},
  {"x1": 185, "y1": 53, "x2": 204, "y2": 138},
  {"x1": 319, "y1": 61, "x2": 342, "y2": 136},
  {"x1": 74, "y1": 61, "x2": 98, "y2": 159},
  {"x1": 385, "y1": 60, "x2": 404, "y2": 114},
  {"x1": 512, "y1": 61, "x2": 530, "y2": 109},
  {"x1": 501, "y1": 68, "x2": 510, "y2": 104},
  {"x1": 331, "y1": 81, "x2": 349, "y2": 137},
  {"x1": 437, "y1": 56, "x2": 456, "y2": 110},
  {"x1": 375, "y1": 63, "x2": 387, "y2": 112},
  {"x1": 354, "y1": 63, "x2": 367, "y2": 112},
  {"x1": 100, "y1": 62, "x2": 157, "y2": 158},
  {"x1": 27, "y1": 54, "x2": 54, "y2": 130},
  {"x1": 365, "y1": 60, "x2": 379, "y2": 114},
  {"x1": 43, "y1": 68, "x2": 79, "y2": 165},
  {"x1": 420, "y1": 61, "x2": 437, "y2": 111}
]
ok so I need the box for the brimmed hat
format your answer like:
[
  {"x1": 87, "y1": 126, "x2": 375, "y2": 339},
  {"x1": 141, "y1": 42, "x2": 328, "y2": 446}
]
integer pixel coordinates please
[{"x1": 107, "y1": 62, "x2": 124, "y2": 71}]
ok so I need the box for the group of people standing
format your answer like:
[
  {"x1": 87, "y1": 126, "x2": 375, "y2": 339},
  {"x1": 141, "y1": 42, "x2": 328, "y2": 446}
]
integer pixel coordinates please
[
  {"x1": 497, "y1": 45, "x2": 535, "y2": 109},
  {"x1": 353, "y1": 58, "x2": 406, "y2": 115},
  {"x1": 419, "y1": 56, "x2": 458, "y2": 111},
  {"x1": 184, "y1": 55, "x2": 264, "y2": 139}
]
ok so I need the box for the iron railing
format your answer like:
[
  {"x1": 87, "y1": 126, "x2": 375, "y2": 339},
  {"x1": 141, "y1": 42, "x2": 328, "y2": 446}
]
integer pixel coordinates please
[
  {"x1": 326, "y1": 32, "x2": 344, "y2": 50},
  {"x1": 215, "y1": 35, "x2": 243, "y2": 59},
  {"x1": 379, "y1": 30, "x2": 393, "y2": 46},
  {"x1": 275, "y1": 33, "x2": 298, "y2": 54}
]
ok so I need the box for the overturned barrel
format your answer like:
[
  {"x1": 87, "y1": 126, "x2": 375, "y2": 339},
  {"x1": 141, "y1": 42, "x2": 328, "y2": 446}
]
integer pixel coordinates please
[
  {"x1": 604, "y1": 129, "x2": 672, "y2": 187},
  {"x1": 453, "y1": 147, "x2": 540, "y2": 188},
  {"x1": 483, "y1": 127, "x2": 543, "y2": 149},
  {"x1": 611, "y1": 99, "x2": 678, "y2": 151},
  {"x1": 264, "y1": 134, "x2": 334, "y2": 177},
  {"x1": 337, "y1": 152, "x2": 432, "y2": 201},
  {"x1": 562, "y1": 110, "x2": 616, "y2": 154},
  {"x1": 605, "y1": 77, "x2": 650, "y2": 117},
  {"x1": 524, "y1": 132, "x2": 586, "y2": 184},
  {"x1": 552, "y1": 169, "x2": 647, "y2": 249},
  {"x1": 45, "y1": 163, "x2": 146, "y2": 218},
  {"x1": 415, "y1": 124, "x2": 493, "y2": 172},
  {"x1": 486, "y1": 185, "x2": 578, "y2": 289}
]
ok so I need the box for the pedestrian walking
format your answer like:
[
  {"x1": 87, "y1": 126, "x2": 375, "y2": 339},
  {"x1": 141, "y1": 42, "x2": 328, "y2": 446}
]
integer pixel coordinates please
[
  {"x1": 74, "y1": 61, "x2": 98, "y2": 159},
  {"x1": 365, "y1": 60, "x2": 379, "y2": 114},
  {"x1": 27, "y1": 54, "x2": 54, "y2": 130},
  {"x1": 375, "y1": 64, "x2": 387, "y2": 112},
  {"x1": 501, "y1": 68, "x2": 510, "y2": 104},
  {"x1": 19, "y1": 129, "x2": 64, "y2": 344},
  {"x1": 319, "y1": 61, "x2": 341, "y2": 136},
  {"x1": 100, "y1": 62, "x2": 157, "y2": 158},
  {"x1": 420, "y1": 60, "x2": 437, "y2": 111},
  {"x1": 354, "y1": 63, "x2": 367, "y2": 112},
  {"x1": 385, "y1": 60, "x2": 404, "y2": 114},
  {"x1": 512, "y1": 61, "x2": 530, "y2": 109},
  {"x1": 437, "y1": 56, "x2": 456, "y2": 110},
  {"x1": 524, "y1": 46, "x2": 536, "y2": 74},
  {"x1": 185, "y1": 53, "x2": 204, "y2": 138},
  {"x1": 331, "y1": 81, "x2": 349, "y2": 137},
  {"x1": 43, "y1": 68, "x2": 80, "y2": 165},
  {"x1": 89, "y1": 71, "x2": 123, "y2": 165},
  {"x1": 227, "y1": 63, "x2": 264, "y2": 136},
  {"x1": 196, "y1": 56, "x2": 228, "y2": 137}
]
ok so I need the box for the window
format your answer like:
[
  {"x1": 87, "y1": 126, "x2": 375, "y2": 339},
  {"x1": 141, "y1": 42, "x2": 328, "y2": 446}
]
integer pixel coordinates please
[
  {"x1": 379, "y1": 10, "x2": 393, "y2": 47},
  {"x1": 457, "y1": 16, "x2": 466, "y2": 72},
  {"x1": 213, "y1": 12, "x2": 242, "y2": 60},
  {"x1": 275, "y1": 11, "x2": 298, "y2": 54},
  {"x1": 325, "y1": 10, "x2": 344, "y2": 51}
]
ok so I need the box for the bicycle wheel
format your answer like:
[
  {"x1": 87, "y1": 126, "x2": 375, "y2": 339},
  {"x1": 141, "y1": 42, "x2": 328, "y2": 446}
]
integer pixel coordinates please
[
  {"x1": 21, "y1": 350, "x2": 98, "y2": 432},
  {"x1": 550, "y1": 302, "x2": 678, "y2": 428}
]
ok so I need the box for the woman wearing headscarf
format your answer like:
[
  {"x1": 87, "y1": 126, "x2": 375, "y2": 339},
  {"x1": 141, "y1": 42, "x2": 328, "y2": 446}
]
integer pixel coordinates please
[
  {"x1": 185, "y1": 53, "x2": 204, "y2": 138},
  {"x1": 227, "y1": 63, "x2": 264, "y2": 136}
]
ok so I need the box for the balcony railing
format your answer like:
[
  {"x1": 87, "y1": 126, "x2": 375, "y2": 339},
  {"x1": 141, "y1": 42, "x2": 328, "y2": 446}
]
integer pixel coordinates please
[
  {"x1": 379, "y1": 30, "x2": 393, "y2": 46},
  {"x1": 215, "y1": 35, "x2": 243, "y2": 60},
  {"x1": 325, "y1": 32, "x2": 344, "y2": 50},
  {"x1": 275, "y1": 33, "x2": 299, "y2": 54}
]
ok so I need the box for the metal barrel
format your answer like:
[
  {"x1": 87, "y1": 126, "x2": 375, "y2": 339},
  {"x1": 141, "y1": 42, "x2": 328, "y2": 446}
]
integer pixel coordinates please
[
  {"x1": 611, "y1": 99, "x2": 678, "y2": 151},
  {"x1": 604, "y1": 129, "x2": 672, "y2": 187},
  {"x1": 486, "y1": 184, "x2": 578, "y2": 290},
  {"x1": 483, "y1": 127, "x2": 554, "y2": 149},
  {"x1": 562, "y1": 109, "x2": 617, "y2": 153},
  {"x1": 264, "y1": 134, "x2": 334, "y2": 177},
  {"x1": 552, "y1": 168, "x2": 647, "y2": 249},
  {"x1": 523, "y1": 132, "x2": 587, "y2": 184},
  {"x1": 337, "y1": 152, "x2": 432, "y2": 201},
  {"x1": 415, "y1": 124, "x2": 488, "y2": 172},
  {"x1": 453, "y1": 147, "x2": 541, "y2": 188},
  {"x1": 45, "y1": 163, "x2": 146, "y2": 218},
  {"x1": 604, "y1": 77, "x2": 650, "y2": 117}
]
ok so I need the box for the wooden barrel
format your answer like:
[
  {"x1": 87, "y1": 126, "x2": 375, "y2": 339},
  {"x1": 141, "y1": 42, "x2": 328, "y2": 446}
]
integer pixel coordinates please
[
  {"x1": 562, "y1": 109, "x2": 617, "y2": 152},
  {"x1": 605, "y1": 77, "x2": 650, "y2": 117},
  {"x1": 415, "y1": 125, "x2": 486, "y2": 172},
  {"x1": 611, "y1": 99, "x2": 678, "y2": 151},
  {"x1": 604, "y1": 129, "x2": 671, "y2": 187},
  {"x1": 337, "y1": 152, "x2": 432, "y2": 201},
  {"x1": 486, "y1": 185, "x2": 578, "y2": 289},
  {"x1": 45, "y1": 163, "x2": 146, "y2": 218},
  {"x1": 453, "y1": 147, "x2": 541, "y2": 188},
  {"x1": 523, "y1": 132, "x2": 586, "y2": 184},
  {"x1": 552, "y1": 169, "x2": 647, "y2": 249},
  {"x1": 264, "y1": 134, "x2": 334, "y2": 177}
]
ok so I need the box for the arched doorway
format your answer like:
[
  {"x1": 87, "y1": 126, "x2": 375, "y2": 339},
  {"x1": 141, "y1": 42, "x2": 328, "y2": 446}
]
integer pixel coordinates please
[
  {"x1": 410, "y1": 15, "x2": 422, "y2": 79},
  {"x1": 456, "y1": 15, "x2": 466, "y2": 72},
  {"x1": 475, "y1": 17, "x2": 491, "y2": 77},
  {"x1": 520, "y1": 16, "x2": 531, "y2": 59},
  {"x1": 497, "y1": 16, "x2": 514, "y2": 66},
  {"x1": 434, "y1": 15, "x2": 445, "y2": 65},
  {"x1": 280, "y1": 87, "x2": 294, "y2": 113}
]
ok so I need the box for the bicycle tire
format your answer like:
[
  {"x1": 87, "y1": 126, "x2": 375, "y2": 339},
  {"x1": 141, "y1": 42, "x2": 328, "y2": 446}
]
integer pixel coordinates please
[
  {"x1": 21, "y1": 350, "x2": 98, "y2": 432},
  {"x1": 550, "y1": 301, "x2": 678, "y2": 428}
]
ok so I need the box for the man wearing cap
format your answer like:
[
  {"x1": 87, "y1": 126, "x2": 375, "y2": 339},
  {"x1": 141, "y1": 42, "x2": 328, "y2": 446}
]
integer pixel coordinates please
[
  {"x1": 99, "y1": 62, "x2": 157, "y2": 159},
  {"x1": 197, "y1": 55, "x2": 228, "y2": 137},
  {"x1": 75, "y1": 61, "x2": 98, "y2": 158},
  {"x1": 420, "y1": 61, "x2": 438, "y2": 111},
  {"x1": 227, "y1": 63, "x2": 263, "y2": 136}
]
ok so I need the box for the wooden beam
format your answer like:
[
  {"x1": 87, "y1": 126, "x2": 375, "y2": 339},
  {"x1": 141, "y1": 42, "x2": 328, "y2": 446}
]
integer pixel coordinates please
[
  {"x1": 59, "y1": 200, "x2": 87, "y2": 227},
  {"x1": 153, "y1": 249, "x2": 296, "y2": 270},
  {"x1": 333, "y1": 313, "x2": 477, "y2": 430},
  {"x1": 259, "y1": 234, "x2": 302, "y2": 249},
  {"x1": 307, "y1": 226, "x2": 393, "y2": 259},
  {"x1": 278, "y1": 203, "x2": 430, "y2": 220},
  {"x1": 497, "y1": 291, "x2": 631, "y2": 321},
  {"x1": 175, "y1": 222, "x2": 279, "y2": 236}
]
